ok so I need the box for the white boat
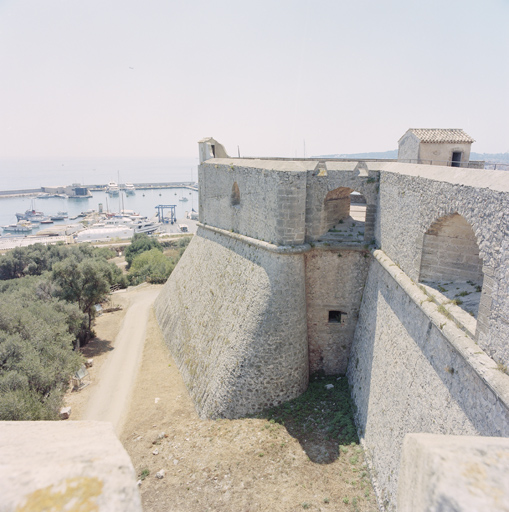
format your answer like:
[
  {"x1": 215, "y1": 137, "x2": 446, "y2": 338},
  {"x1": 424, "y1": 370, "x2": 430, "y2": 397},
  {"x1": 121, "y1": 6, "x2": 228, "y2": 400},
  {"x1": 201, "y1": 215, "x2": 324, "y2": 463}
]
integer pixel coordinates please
[
  {"x1": 133, "y1": 219, "x2": 161, "y2": 234},
  {"x1": 106, "y1": 181, "x2": 119, "y2": 196},
  {"x1": 179, "y1": 195, "x2": 189, "y2": 202},
  {"x1": 50, "y1": 211, "x2": 68, "y2": 221},
  {"x1": 2, "y1": 220, "x2": 33, "y2": 233},
  {"x1": 124, "y1": 182, "x2": 136, "y2": 195},
  {"x1": 16, "y1": 207, "x2": 45, "y2": 222},
  {"x1": 75, "y1": 217, "x2": 160, "y2": 242}
]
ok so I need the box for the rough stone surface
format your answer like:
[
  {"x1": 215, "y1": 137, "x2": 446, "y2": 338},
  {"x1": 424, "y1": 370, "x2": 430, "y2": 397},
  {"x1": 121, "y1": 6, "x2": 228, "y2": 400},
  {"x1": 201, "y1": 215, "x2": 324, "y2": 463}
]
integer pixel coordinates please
[
  {"x1": 305, "y1": 248, "x2": 370, "y2": 374},
  {"x1": 154, "y1": 225, "x2": 309, "y2": 418},
  {"x1": 374, "y1": 164, "x2": 509, "y2": 367},
  {"x1": 397, "y1": 434, "x2": 509, "y2": 512},
  {"x1": 347, "y1": 253, "x2": 509, "y2": 509},
  {"x1": 0, "y1": 421, "x2": 141, "y2": 512},
  {"x1": 157, "y1": 150, "x2": 509, "y2": 510}
]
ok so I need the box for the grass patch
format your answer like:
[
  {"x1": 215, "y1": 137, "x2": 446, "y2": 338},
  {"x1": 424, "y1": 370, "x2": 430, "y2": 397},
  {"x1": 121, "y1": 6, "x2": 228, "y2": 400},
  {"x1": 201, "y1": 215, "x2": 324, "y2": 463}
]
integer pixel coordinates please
[{"x1": 254, "y1": 373, "x2": 358, "y2": 462}]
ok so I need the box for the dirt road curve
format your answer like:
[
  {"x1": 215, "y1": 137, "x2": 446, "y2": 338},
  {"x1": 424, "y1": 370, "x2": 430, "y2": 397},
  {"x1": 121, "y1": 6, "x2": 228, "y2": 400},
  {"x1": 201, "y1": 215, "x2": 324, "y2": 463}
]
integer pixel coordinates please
[{"x1": 82, "y1": 286, "x2": 161, "y2": 435}]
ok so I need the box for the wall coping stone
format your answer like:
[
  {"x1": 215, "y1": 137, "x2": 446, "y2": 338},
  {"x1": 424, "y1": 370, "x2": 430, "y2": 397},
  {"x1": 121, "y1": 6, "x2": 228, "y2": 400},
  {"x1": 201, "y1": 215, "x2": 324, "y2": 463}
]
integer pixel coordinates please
[
  {"x1": 198, "y1": 223, "x2": 370, "y2": 254},
  {"x1": 373, "y1": 248, "x2": 509, "y2": 413},
  {"x1": 202, "y1": 157, "x2": 509, "y2": 192}
]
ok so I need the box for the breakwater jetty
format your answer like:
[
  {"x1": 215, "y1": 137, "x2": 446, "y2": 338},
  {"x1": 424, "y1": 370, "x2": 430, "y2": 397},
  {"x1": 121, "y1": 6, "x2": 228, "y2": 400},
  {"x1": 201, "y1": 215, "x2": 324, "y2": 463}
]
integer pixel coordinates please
[{"x1": 0, "y1": 182, "x2": 198, "y2": 198}]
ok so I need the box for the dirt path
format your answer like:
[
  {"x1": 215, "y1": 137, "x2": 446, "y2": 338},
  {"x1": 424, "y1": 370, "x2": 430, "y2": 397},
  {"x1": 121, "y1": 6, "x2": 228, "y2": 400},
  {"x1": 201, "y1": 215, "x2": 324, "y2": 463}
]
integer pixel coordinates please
[{"x1": 81, "y1": 285, "x2": 162, "y2": 435}]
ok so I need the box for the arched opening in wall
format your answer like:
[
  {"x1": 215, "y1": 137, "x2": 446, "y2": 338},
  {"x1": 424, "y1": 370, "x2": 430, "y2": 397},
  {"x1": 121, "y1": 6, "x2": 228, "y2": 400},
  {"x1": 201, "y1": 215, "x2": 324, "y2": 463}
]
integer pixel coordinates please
[
  {"x1": 419, "y1": 213, "x2": 484, "y2": 327},
  {"x1": 231, "y1": 182, "x2": 240, "y2": 206},
  {"x1": 318, "y1": 187, "x2": 367, "y2": 243}
]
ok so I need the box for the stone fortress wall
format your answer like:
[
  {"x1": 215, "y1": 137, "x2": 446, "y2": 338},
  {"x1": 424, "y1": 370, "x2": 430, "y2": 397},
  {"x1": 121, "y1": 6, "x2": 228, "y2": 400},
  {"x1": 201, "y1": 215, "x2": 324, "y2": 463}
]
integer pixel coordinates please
[{"x1": 155, "y1": 138, "x2": 509, "y2": 510}]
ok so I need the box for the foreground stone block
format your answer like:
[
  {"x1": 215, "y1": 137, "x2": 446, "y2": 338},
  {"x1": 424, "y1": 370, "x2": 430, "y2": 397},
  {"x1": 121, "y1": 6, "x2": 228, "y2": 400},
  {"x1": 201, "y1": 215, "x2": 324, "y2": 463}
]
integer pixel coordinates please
[
  {"x1": 0, "y1": 421, "x2": 141, "y2": 512},
  {"x1": 397, "y1": 433, "x2": 509, "y2": 511}
]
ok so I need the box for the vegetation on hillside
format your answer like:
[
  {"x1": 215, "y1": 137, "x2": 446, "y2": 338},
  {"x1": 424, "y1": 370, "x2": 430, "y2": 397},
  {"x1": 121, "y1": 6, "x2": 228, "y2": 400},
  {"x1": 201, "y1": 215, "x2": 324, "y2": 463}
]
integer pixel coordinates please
[
  {"x1": 0, "y1": 243, "x2": 126, "y2": 420},
  {"x1": 0, "y1": 235, "x2": 192, "y2": 420},
  {"x1": 126, "y1": 234, "x2": 191, "y2": 286}
]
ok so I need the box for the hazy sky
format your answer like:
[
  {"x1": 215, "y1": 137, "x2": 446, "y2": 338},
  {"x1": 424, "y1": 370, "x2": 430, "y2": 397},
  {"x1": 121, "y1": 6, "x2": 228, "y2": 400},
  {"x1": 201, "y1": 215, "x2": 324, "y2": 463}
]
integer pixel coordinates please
[{"x1": 1, "y1": 0, "x2": 507, "y2": 159}]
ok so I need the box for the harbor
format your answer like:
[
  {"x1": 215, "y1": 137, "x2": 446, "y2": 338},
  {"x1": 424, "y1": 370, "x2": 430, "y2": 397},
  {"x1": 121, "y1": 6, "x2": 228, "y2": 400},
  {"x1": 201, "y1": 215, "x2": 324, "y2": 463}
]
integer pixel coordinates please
[{"x1": 0, "y1": 182, "x2": 199, "y2": 250}]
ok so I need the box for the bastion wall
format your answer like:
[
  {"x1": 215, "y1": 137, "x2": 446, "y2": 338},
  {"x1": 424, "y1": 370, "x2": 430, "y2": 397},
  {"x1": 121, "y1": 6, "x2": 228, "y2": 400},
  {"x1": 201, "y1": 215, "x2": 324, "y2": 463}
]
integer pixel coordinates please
[
  {"x1": 347, "y1": 251, "x2": 509, "y2": 508},
  {"x1": 154, "y1": 225, "x2": 309, "y2": 418}
]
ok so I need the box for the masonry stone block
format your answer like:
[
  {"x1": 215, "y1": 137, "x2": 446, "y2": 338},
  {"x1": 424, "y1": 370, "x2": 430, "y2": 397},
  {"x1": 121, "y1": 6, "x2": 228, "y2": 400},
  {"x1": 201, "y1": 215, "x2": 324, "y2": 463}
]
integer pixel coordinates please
[{"x1": 0, "y1": 421, "x2": 141, "y2": 512}]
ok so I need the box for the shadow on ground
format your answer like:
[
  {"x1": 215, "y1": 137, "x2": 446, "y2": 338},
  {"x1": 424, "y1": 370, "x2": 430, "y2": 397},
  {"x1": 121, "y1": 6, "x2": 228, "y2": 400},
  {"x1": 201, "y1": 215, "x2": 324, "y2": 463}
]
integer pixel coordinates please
[
  {"x1": 81, "y1": 337, "x2": 114, "y2": 358},
  {"x1": 254, "y1": 373, "x2": 358, "y2": 464}
]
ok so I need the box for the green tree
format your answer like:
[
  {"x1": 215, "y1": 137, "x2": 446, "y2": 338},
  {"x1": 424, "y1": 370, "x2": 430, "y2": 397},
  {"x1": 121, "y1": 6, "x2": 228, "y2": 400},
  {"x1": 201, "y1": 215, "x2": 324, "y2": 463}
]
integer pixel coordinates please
[
  {"x1": 125, "y1": 233, "x2": 162, "y2": 269},
  {"x1": 0, "y1": 290, "x2": 83, "y2": 420},
  {"x1": 52, "y1": 257, "x2": 113, "y2": 334},
  {"x1": 128, "y1": 248, "x2": 174, "y2": 285}
]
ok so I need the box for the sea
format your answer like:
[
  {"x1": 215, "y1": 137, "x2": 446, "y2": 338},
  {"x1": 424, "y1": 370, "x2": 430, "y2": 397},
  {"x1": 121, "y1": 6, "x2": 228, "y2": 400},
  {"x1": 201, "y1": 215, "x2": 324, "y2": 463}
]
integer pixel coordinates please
[{"x1": 0, "y1": 157, "x2": 199, "y2": 233}]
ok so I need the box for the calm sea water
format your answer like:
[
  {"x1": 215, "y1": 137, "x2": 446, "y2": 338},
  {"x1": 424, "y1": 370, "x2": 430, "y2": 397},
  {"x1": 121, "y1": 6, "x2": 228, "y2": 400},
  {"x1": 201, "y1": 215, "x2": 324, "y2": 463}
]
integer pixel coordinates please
[
  {"x1": 0, "y1": 157, "x2": 198, "y2": 191},
  {"x1": 0, "y1": 157, "x2": 199, "y2": 232}
]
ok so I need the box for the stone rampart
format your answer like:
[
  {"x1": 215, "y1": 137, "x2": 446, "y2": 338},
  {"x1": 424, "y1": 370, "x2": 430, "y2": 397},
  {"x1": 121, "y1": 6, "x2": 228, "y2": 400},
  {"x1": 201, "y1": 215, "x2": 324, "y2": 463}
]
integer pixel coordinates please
[
  {"x1": 374, "y1": 162, "x2": 509, "y2": 368},
  {"x1": 347, "y1": 250, "x2": 509, "y2": 508},
  {"x1": 199, "y1": 159, "x2": 311, "y2": 246},
  {"x1": 305, "y1": 248, "x2": 370, "y2": 374},
  {"x1": 154, "y1": 224, "x2": 309, "y2": 418}
]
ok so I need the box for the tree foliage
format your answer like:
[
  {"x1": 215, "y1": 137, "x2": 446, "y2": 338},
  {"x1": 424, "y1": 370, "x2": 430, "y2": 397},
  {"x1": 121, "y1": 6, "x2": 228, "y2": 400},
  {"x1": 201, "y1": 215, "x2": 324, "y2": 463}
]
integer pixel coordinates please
[
  {"x1": 0, "y1": 287, "x2": 83, "y2": 420},
  {"x1": 0, "y1": 242, "x2": 127, "y2": 420},
  {"x1": 126, "y1": 235, "x2": 192, "y2": 285},
  {"x1": 0, "y1": 243, "x2": 118, "y2": 281},
  {"x1": 128, "y1": 248, "x2": 174, "y2": 285},
  {"x1": 52, "y1": 257, "x2": 114, "y2": 330},
  {"x1": 125, "y1": 233, "x2": 162, "y2": 269}
]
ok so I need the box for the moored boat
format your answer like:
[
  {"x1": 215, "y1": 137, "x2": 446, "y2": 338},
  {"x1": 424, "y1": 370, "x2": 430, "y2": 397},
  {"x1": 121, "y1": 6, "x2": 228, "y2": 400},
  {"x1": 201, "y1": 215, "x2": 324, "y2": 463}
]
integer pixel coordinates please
[
  {"x1": 106, "y1": 181, "x2": 119, "y2": 196},
  {"x1": 16, "y1": 208, "x2": 45, "y2": 222},
  {"x1": 124, "y1": 182, "x2": 136, "y2": 195},
  {"x1": 50, "y1": 211, "x2": 68, "y2": 221},
  {"x1": 2, "y1": 220, "x2": 33, "y2": 233}
]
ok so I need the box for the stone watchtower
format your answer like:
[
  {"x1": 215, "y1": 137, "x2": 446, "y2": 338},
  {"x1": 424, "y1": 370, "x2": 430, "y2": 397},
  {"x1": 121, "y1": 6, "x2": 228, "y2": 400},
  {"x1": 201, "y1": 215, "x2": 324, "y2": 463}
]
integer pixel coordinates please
[{"x1": 397, "y1": 128, "x2": 475, "y2": 167}]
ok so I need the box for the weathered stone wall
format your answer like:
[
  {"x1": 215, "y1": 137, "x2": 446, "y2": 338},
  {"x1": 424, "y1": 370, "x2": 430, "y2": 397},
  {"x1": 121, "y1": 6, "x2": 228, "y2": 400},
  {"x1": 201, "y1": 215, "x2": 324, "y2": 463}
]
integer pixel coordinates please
[
  {"x1": 304, "y1": 163, "x2": 379, "y2": 242},
  {"x1": 154, "y1": 225, "x2": 309, "y2": 418},
  {"x1": 305, "y1": 248, "x2": 370, "y2": 374},
  {"x1": 397, "y1": 434, "x2": 509, "y2": 512},
  {"x1": 375, "y1": 163, "x2": 509, "y2": 367},
  {"x1": 397, "y1": 131, "x2": 420, "y2": 161},
  {"x1": 419, "y1": 213, "x2": 483, "y2": 283},
  {"x1": 199, "y1": 159, "x2": 311, "y2": 246},
  {"x1": 347, "y1": 251, "x2": 509, "y2": 510}
]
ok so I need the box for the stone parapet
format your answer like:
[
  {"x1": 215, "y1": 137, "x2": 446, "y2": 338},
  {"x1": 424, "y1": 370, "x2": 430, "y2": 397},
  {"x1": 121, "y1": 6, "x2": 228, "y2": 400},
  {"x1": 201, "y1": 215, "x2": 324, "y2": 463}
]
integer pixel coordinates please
[
  {"x1": 397, "y1": 434, "x2": 509, "y2": 511},
  {"x1": 0, "y1": 421, "x2": 141, "y2": 512}
]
